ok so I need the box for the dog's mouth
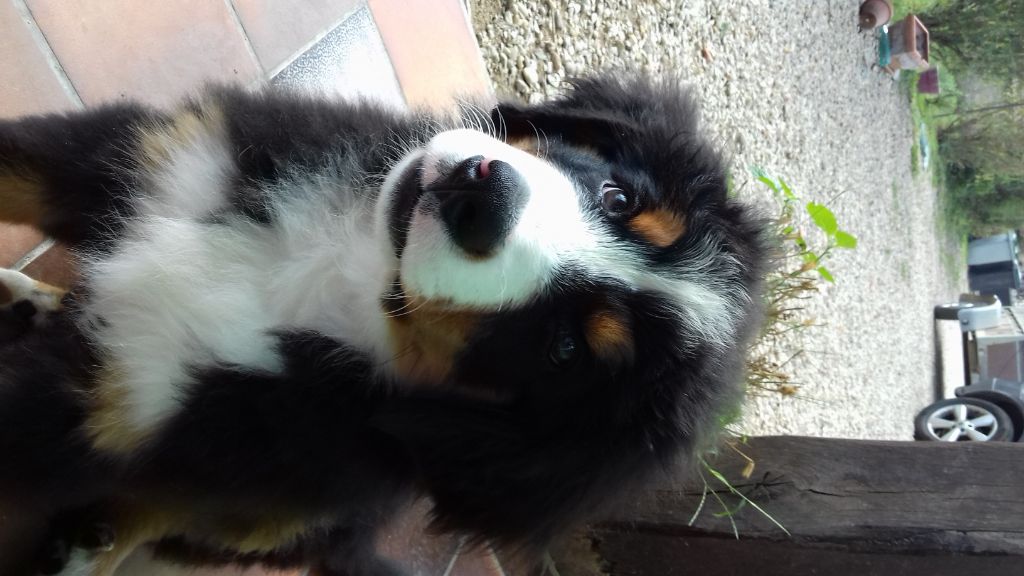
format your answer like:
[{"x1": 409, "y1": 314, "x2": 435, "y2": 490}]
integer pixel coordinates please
[{"x1": 387, "y1": 157, "x2": 425, "y2": 258}]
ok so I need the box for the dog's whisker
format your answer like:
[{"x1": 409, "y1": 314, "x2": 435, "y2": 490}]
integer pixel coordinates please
[
  {"x1": 494, "y1": 105, "x2": 508, "y2": 143},
  {"x1": 525, "y1": 120, "x2": 543, "y2": 157}
]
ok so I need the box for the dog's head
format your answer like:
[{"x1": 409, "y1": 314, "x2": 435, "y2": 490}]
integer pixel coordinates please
[{"x1": 373, "y1": 75, "x2": 766, "y2": 548}]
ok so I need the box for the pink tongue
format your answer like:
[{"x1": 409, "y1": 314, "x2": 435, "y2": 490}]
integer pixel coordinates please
[{"x1": 478, "y1": 157, "x2": 494, "y2": 179}]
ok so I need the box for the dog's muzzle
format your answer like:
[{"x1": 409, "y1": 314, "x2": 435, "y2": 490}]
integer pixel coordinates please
[{"x1": 426, "y1": 156, "x2": 528, "y2": 256}]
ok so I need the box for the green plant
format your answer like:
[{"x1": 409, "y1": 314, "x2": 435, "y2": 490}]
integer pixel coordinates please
[
  {"x1": 689, "y1": 441, "x2": 791, "y2": 537},
  {"x1": 689, "y1": 172, "x2": 858, "y2": 536},
  {"x1": 905, "y1": 68, "x2": 952, "y2": 187},
  {"x1": 946, "y1": 169, "x2": 1024, "y2": 234},
  {"x1": 917, "y1": 0, "x2": 1024, "y2": 83},
  {"x1": 744, "y1": 169, "x2": 857, "y2": 397},
  {"x1": 891, "y1": 0, "x2": 950, "y2": 21},
  {"x1": 902, "y1": 0, "x2": 1024, "y2": 235}
]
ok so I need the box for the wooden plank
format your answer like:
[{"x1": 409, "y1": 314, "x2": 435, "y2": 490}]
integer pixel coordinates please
[
  {"x1": 590, "y1": 531, "x2": 1022, "y2": 576},
  {"x1": 571, "y1": 436, "x2": 1024, "y2": 574}
]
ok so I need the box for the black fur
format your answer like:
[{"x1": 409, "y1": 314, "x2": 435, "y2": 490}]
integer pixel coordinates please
[
  {"x1": 0, "y1": 75, "x2": 767, "y2": 575},
  {"x1": 211, "y1": 88, "x2": 424, "y2": 224},
  {"x1": 0, "y1": 105, "x2": 156, "y2": 249},
  {"x1": 0, "y1": 300, "x2": 39, "y2": 343},
  {"x1": 0, "y1": 309, "x2": 110, "y2": 574}
]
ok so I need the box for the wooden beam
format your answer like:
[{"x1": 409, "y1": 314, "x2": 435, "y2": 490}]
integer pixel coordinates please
[{"x1": 567, "y1": 436, "x2": 1024, "y2": 575}]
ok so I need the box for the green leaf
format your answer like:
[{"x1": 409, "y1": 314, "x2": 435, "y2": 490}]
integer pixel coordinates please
[
  {"x1": 793, "y1": 234, "x2": 807, "y2": 251},
  {"x1": 756, "y1": 174, "x2": 779, "y2": 194},
  {"x1": 802, "y1": 252, "x2": 818, "y2": 264},
  {"x1": 688, "y1": 481, "x2": 709, "y2": 526},
  {"x1": 834, "y1": 230, "x2": 858, "y2": 249},
  {"x1": 806, "y1": 202, "x2": 838, "y2": 235},
  {"x1": 704, "y1": 461, "x2": 790, "y2": 536},
  {"x1": 779, "y1": 178, "x2": 795, "y2": 199},
  {"x1": 817, "y1": 266, "x2": 835, "y2": 283}
]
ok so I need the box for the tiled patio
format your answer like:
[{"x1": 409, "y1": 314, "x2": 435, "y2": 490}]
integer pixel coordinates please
[{"x1": 0, "y1": 0, "x2": 510, "y2": 574}]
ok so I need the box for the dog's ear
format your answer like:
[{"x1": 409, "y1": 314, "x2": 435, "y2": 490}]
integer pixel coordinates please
[
  {"x1": 491, "y1": 75, "x2": 699, "y2": 141},
  {"x1": 373, "y1": 393, "x2": 643, "y2": 553},
  {"x1": 491, "y1": 103, "x2": 634, "y2": 157}
]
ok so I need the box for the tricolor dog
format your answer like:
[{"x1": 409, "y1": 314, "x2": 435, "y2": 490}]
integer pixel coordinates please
[{"x1": 0, "y1": 75, "x2": 766, "y2": 575}]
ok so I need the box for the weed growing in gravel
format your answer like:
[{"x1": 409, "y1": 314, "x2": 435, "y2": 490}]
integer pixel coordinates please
[
  {"x1": 746, "y1": 168, "x2": 857, "y2": 397},
  {"x1": 683, "y1": 172, "x2": 860, "y2": 539}
]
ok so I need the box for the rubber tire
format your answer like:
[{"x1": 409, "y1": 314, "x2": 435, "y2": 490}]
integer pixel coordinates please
[
  {"x1": 914, "y1": 397, "x2": 1015, "y2": 442},
  {"x1": 934, "y1": 302, "x2": 972, "y2": 320},
  {"x1": 960, "y1": 390, "x2": 1024, "y2": 442}
]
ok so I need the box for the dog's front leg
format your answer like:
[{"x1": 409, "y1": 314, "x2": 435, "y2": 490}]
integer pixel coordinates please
[{"x1": 34, "y1": 512, "x2": 116, "y2": 576}]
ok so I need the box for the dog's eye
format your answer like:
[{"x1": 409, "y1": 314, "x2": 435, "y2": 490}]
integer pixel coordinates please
[
  {"x1": 549, "y1": 327, "x2": 579, "y2": 368},
  {"x1": 601, "y1": 182, "x2": 636, "y2": 217}
]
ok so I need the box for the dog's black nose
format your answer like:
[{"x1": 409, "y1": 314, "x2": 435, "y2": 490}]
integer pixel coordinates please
[{"x1": 429, "y1": 156, "x2": 527, "y2": 256}]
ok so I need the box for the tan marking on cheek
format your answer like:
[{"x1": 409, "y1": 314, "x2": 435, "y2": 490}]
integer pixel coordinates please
[
  {"x1": 385, "y1": 294, "x2": 481, "y2": 385},
  {"x1": 85, "y1": 364, "x2": 151, "y2": 454},
  {"x1": 629, "y1": 208, "x2": 688, "y2": 248},
  {"x1": 585, "y1": 310, "x2": 634, "y2": 364},
  {"x1": 0, "y1": 174, "x2": 45, "y2": 226}
]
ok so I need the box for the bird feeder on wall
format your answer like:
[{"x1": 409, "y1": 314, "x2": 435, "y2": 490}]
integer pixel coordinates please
[{"x1": 887, "y1": 15, "x2": 930, "y2": 71}]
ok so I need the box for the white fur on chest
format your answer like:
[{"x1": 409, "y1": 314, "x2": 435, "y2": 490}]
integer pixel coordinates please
[{"x1": 80, "y1": 178, "x2": 393, "y2": 433}]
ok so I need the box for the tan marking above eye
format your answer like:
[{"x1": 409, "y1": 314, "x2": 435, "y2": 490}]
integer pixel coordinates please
[
  {"x1": 629, "y1": 208, "x2": 687, "y2": 248},
  {"x1": 385, "y1": 290, "x2": 483, "y2": 385},
  {"x1": 585, "y1": 310, "x2": 634, "y2": 365}
]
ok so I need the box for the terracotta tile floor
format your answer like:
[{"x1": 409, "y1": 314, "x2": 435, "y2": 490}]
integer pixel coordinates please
[
  {"x1": 0, "y1": 0, "x2": 79, "y2": 115},
  {"x1": 25, "y1": 0, "x2": 262, "y2": 107},
  {"x1": 231, "y1": 0, "x2": 362, "y2": 73},
  {"x1": 0, "y1": 1, "x2": 507, "y2": 574}
]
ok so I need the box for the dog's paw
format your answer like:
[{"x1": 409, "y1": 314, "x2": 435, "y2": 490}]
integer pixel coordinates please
[
  {"x1": 0, "y1": 268, "x2": 64, "y2": 342},
  {"x1": 0, "y1": 268, "x2": 63, "y2": 313},
  {"x1": 36, "y1": 520, "x2": 115, "y2": 576},
  {"x1": 0, "y1": 267, "x2": 63, "y2": 316}
]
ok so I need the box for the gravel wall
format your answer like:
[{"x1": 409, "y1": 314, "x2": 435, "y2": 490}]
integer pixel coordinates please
[{"x1": 471, "y1": 0, "x2": 964, "y2": 440}]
